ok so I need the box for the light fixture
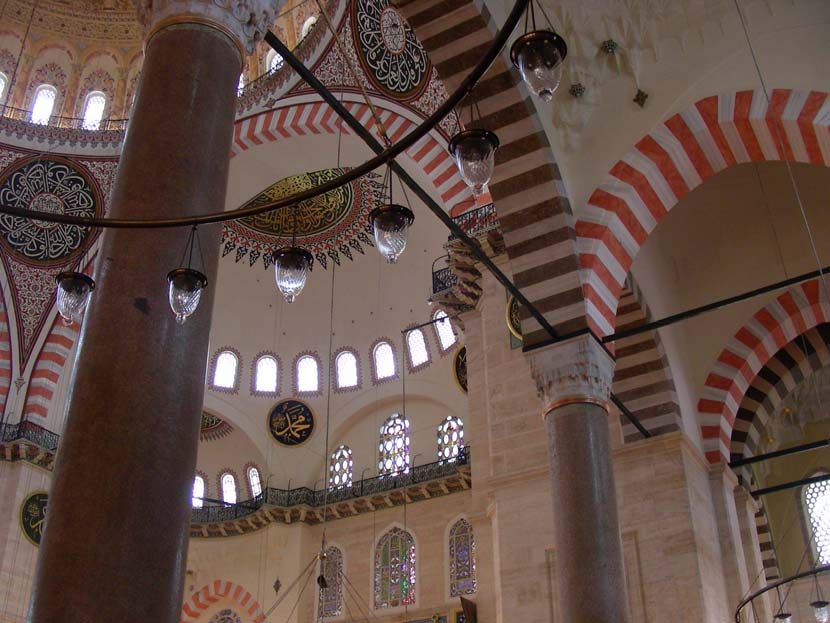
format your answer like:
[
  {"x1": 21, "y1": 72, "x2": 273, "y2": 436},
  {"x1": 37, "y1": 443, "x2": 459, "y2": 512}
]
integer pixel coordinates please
[
  {"x1": 510, "y1": 1, "x2": 568, "y2": 101},
  {"x1": 812, "y1": 601, "x2": 830, "y2": 623},
  {"x1": 369, "y1": 165, "x2": 414, "y2": 264},
  {"x1": 774, "y1": 614, "x2": 792, "y2": 623},
  {"x1": 55, "y1": 271, "x2": 94, "y2": 325},
  {"x1": 273, "y1": 246, "x2": 313, "y2": 303},
  {"x1": 167, "y1": 268, "x2": 207, "y2": 325},
  {"x1": 449, "y1": 128, "x2": 499, "y2": 197},
  {"x1": 167, "y1": 226, "x2": 208, "y2": 324}
]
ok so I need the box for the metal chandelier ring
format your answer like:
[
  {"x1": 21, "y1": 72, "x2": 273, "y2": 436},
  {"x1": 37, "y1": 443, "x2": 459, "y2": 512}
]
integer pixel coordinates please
[{"x1": 0, "y1": 0, "x2": 530, "y2": 230}]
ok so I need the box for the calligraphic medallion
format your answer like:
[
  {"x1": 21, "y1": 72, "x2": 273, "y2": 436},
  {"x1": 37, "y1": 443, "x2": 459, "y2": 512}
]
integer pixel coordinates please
[
  {"x1": 20, "y1": 491, "x2": 48, "y2": 546},
  {"x1": 268, "y1": 399, "x2": 315, "y2": 447},
  {"x1": 351, "y1": 0, "x2": 431, "y2": 100},
  {"x1": 506, "y1": 295, "x2": 523, "y2": 342},
  {"x1": 453, "y1": 346, "x2": 467, "y2": 393},
  {"x1": 0, "y1": 157, "x2": 99, "y2": 265}
]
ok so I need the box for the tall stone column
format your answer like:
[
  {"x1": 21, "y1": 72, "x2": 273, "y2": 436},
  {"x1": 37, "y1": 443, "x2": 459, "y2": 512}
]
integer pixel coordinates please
[
  {"x1": 28, "y1": 2, "x2": 279, "y2": 622},
  {"x1": 529, "y1": 335, "x2": 630, "y2": 623}
]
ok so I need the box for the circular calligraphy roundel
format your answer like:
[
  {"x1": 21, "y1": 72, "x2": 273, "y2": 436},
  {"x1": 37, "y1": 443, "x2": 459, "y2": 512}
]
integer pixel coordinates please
[
  {"x1": 20, "y1": 491, "x2": 48, "y2": 546},
  {"x1": 351, "y1": 0, "x2": 431, "y2": 100},
  {"x1": 268, "y1": 399, "x2": 315, "y2": 447},
  {"x1": 0, "y1": 157, "x2": 99, "y2": 265}
]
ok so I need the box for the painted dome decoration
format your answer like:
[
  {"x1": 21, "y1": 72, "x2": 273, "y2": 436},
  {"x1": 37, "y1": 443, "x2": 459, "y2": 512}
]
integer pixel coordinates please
[{"x1": 222, "y1": 168, "x2": 385, "y2": 270}]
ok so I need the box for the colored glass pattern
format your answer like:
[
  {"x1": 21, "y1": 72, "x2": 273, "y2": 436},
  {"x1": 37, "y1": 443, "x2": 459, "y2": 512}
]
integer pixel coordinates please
[
  {"x1": 805, "y1": 476, "x2": 830, "y2": 564},
  {"x1": 374, "y1": 527, "x2": 416, "y2": 609},
  {"x1": 437, "y1": 416, "x2": 464, "y2": 462},
  {"x1": 378, "y1": 414, "x2": 409, "y2": 475},
  {"x1": 329, "y1": 445, "x2": 353, "y2": 488},
  {"x1": 319, "y1": 545, "x2": 343, "y2": 618},
  {"x1": 449, "y1": 518, "x2": 476, "y2": 596}
]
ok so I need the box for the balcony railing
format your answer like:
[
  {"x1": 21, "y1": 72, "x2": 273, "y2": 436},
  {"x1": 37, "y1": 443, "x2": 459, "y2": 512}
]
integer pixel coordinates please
[
  {"x1": 449, "y1": 202, "x2": 500, "y2": 240},
  {"x1": 432, "y1": 266, "x2": 458, "y2": 295},
  {"x1": 191, "y1": 447, "x2": 470, "y2": 524},
  {"x1": 0, "y1": 420, "x2": 60, "y2": 451},
  {"x1": 0, "y1": 104, "x2": 128, "y2": 132}
]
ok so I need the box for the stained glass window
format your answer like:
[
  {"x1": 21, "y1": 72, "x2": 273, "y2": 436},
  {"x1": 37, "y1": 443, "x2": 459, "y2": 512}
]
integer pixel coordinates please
[
  {"x1": 319, "y1": 545, "x2": 343, "y2": 618},
  {"x1": 30, "y1": 85, "x2": 57, "y2": 125},
  {"x1": 329, "y1": 445, "x2": 353, "y2": 488},
  {"x1": 0, "y1": 73, "x2": 7, "y2": 103},
  {"x1": 407, "y1": 329, "x2": 429, "y2": 368},
  {"x1": 213, "y1": 351, "x2": 238, "y2": 389},
  {"x1": 373, "y1": 342, "x2": 396, "y2": 380},
  {"x1": 378, "y1": 414, "x2": 409, "y2": 475},
  {"x1": 335, "y1": 351, "x2": 358, "y2": 389},
  {"x1": 255, "y1": 355, "x2": 278, "y2": 393},
  {"x1": 449, "y1": 518, "x2": 476, "y2": 596},
  {"x1": 248, "y1": 466, "x2": 262, "y2": 497},
  {"x1": 267, "y1": 50, "x2": 284, "y2": 73},
  {"x1": 297, "y1": 355, "x2": 319, "y2": 393},
  {"x1": 81, "y1": 91, "x2": 106, "y2": 130},
  {"x1": 237, "y1": 73, "x2": 245, "y2": 96},
  {"x1": 221, "y1": 472, "x2": 237, "y2": 504},
  {"x1": 374, "y1": 527, "x2": 416, "y2": 609},
  {"x1": 805, "y1": 475, "x2": 830, "y2": 564},
  {"x1": 301, "y1": 15, "x2": 317, "y2": 38},
  {"x1": 437, "y1": 416, "x2": 464, "y2": 462},
  {"x1": 434, "y1": 310, "x2": 457, "y2": 351},
  {"x1": 192, "y1": 476, "x2": 204, "y2": 508}
]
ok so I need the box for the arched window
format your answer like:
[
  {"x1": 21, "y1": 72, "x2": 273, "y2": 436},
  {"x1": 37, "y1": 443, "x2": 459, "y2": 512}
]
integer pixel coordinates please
[
  {"x1": 329, "y1": 445, "x2": 353, "y2": 488},
  {"x1": 373, "y1": 341, "x2": 396, "y2": 382},
  {"x1": 266, "y1": 50, "x2": 284, "y2": 73},
  {"x1": 296, "y1": 354, "x2": 320, "y2": 393},
  {"x1": 212, "y1": 350, "x2": 239, "y2": 390},
  {"x1": 30, "y1": 84, "x2": 57, "y2": 125},
  {"x1": 374, "y1": 527, "x2": 416, "y2": 609},
  {"x1": 437, "y1": 416, "x2": 464, "y2": 462},
  {"x1": 192, "y1": 476, "x2": 205, "y2": 508},
  {"x1": 81, "y1": 91, "x2": 106, "y2": 130},
  {"x1": 0, "y1": 72, "x2": 7, "y2": 103},
  {"x1": 319, "y1": 545, "x2": 344, "y2": 618},
  {"x1": 449, "y1": 518, "x2": 476, "y2": 596},
  {"x1": 254, "y1": 354, "x2": 278, "y2": 394},
  {"x1": 301, "y1": 15, "x2": 317, "y2": 39},
  {"x1": 335, "y1": 350, "x2": 358, "y2": 389},
  {"x1": 221, "y1": 472, "x2": 237, "y2": 505},
  {"x1": 237, "y1": 73, "x2": 245, "y2": 96},
  {"x1": 378, "y1": 414, "x2": 409, "y2": 476},
  {"x1": 406, "y1": 329, "x2": 429, "y2": 369},
  {"x1": 248, "y1": 466, "x2": 262, "y2": 497},
  {"x1": 804, "y1": 475, "x2": 830, "y2": 564},
  {"x1": 433, "y1": 310, "x2": 457, "y2": 352}
]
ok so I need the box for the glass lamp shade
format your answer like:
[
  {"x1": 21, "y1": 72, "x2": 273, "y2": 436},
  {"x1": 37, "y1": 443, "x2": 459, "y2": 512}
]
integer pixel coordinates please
[
  {"x1": 273, "y1": 246, "x2": 313, "y2": 303},
  {"x1": 368, "y1": 204, "x2": 415, "y2": 264},
  {"x1": 774, "y1": 613, "x2": 793, "y2": 623},
  {"x1": 510, "y1": 30, "x2": 568, "y2": 101},
  {"x1": 448, "y1": 129, "x2": 499, "y2": 196},
  {"x1": 55, "y1": 271, "x2": 95, "y2": 325},
  {"x1": 167, "y1": 268, "x2": 208, "y2": 325},
  {"x1": 812, "y1": 601, "x2": 830, "y2": 623}
]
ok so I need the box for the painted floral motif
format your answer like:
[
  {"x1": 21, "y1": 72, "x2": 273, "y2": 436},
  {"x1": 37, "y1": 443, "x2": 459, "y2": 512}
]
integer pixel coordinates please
[
  {"x1": 351, "y1": 0, "x2": 430, "y2": 100},
  {"x1": 26, "y1": 62, "x2": 68, "y2": 106},
  {"x1": 78, "y1": 68, "x2": 116, "y2": 115}
]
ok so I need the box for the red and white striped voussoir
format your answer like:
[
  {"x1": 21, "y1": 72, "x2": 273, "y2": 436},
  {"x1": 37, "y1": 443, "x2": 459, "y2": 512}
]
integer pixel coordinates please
[
  {"x1": 0, "y1": 298, "x2": 11, "y2": 418},
  {"x1": 181, "y1": 580, "x2": 265, "y2": 623},
  {"x1": 697, "y1": 279, "x2": 830, "y2": 464},
  {"x1": 22, "y1": 318, "x2": 78, "y2": 423},
  {"x1": 231, "y1": 101, "x2": 471, "y2": 208},
  {"x1": 576, "y1": 89, "x2": 830, "y2": 337}
]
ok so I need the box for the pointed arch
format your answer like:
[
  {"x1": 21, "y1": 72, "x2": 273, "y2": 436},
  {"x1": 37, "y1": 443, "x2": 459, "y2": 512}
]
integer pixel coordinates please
[
  {"x1": 373, "y1": 525, "x2": 416, "y2": 610},
  {"x1": 22, "y1": 316, "x2": 78, "y2": 423},
  {"x1": 180, "y1": 580, "x2": 265, "y2": 623}
]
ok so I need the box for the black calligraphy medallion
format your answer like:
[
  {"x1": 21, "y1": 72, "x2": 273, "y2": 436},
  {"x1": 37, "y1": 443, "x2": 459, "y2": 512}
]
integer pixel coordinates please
[
  {"x1": 454, "y1": 346, "x2": 467, "y2": 393},
  {"x1": 20, "y1": 491, "x2": 48, "y2": 546},
  {"x1": 506, "y1": 295, "x2": 523, "y2": 342},
  {"x1": 268, "y1": 399, "x2": 315, "y2": 446}
]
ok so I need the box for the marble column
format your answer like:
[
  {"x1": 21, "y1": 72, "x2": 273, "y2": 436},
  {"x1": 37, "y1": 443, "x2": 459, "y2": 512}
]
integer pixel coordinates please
[
  {"x1": 709, "y1": 463, "x2": 751, "y2": 613},
  {"x1": 734, "y1": 487, "x2": 772, "y2": 622},
  {"x1": 530, "y1": 335, "x2": 630, "y2": 623},
  {"x1": 28, "y1": 2, "x2": 279, "y2": 622}
]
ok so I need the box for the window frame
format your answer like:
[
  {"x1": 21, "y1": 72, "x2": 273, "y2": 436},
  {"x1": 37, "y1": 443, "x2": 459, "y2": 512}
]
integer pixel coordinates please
[
  {"x1": 251, "y1": 351, "x2": 281, "y2": 397},
  {"x1": 293, "y1": 351, "x2": 323, "y2": 396},
  {"x1": 447, "y1": 516, "x2": 477, "y2": 598},
  {"x1": 370, "y1": 339, "x2": 398, "y2": 385},
  {"x1": 437, "y1": 415, "x2": 464, "y2": 462},
  {"x1": 219, "y1": 470, "x2": 238, "y2": 505},
  {"x1": 333, "y1": 348, "x2": 361, "y2": 392},
  {"x1": 80, "y1": 90, "x2": 107, "y2": 130},
  {"x1": 373, "y1": 525, "x2": 417, "y2": 611},
  {"x1": 317, "y1": 544, "x2": 345, "y2": 619},
  {"x1": 265, "y1": 49, "x2": 284, "y2": 74},
  {"x1": 0, "y1": 72, "x2": 8, "y2": 104},
  {"x1": 329, "y1": 444, "x2": 353, "y2": 489},
  {"x1": 432, "y1": 309, "x2": 458, "y2": 355},
  {"x1": 378, "y1": 414, "x2": 410, "y2": 477},
  {"x1": 405, "y1": 327, "x2": 431, "y2": 373},
  {"x1": 301, "y1": 15, "x2": 318, "y2": 39},
  {"x1": 801, "y1": 468, "x2": 830, "y2": 566},
  {"x1": 30, "y1": 84, "x2": 58, "y2": 125},
  {"x1": 208, "y1": 347, "x2": 241, "y2": 394},
  {"x1": 192, "y1": 473, "x2": 206, "y2": 508},
  {"x1": 246, "y1": 463, "x2": 263, "y2": 498}
]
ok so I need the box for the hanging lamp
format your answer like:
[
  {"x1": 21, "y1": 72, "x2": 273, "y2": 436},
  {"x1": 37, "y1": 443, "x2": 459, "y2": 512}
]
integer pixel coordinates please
[
  {"x1": 448, "y1": 93, "x2": 499, "y2": 197},
  {"x1": 55, "y1": 271, "x2": 94, "y2": 325},
  {"x1": 812, "y1": 571, "x2": 829, "y2": 623},
  {"x1": 510, "y1": 0, "x2": 568, "y2": 101},
  {"x1": 368, "y1": 165, "x2": 414, "y2": 264},
  {"x1": 167, "y1": 226, "x2": 208, "y2": 324},
  {"x1": 273, "y1": 206, "x2": 313, "y2": 303}
]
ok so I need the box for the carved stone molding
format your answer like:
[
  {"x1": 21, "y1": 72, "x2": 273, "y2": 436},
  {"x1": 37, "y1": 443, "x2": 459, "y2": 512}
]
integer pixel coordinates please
[
  {"x1": 528, "y1": 334, "x2": 615, "y2": 416},
  {"x1": 137, "y1": 0, "x2": 285, "y2": 55}
]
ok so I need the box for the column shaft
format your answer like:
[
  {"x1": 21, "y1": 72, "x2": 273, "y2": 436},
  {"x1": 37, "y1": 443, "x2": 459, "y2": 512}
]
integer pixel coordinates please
[
  {"x1": 29, "y1": 23, "x2": 239, "y2": 623},
  {"x1": 546, "y1": 402, "x2": 629, "y2": 623}
]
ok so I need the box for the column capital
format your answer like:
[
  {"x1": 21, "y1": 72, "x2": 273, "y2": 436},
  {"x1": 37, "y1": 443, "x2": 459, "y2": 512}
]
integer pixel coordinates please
[
  {"x1": 529, "y1": 334, "x2": 615, "y2": 417},
  {"x1": 137, "y1": 0, "x2": 285, "y2": 57}
]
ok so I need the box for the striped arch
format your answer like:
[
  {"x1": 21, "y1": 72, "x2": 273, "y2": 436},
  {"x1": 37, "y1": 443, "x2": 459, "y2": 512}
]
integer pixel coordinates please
[
  {"x1": 181, "y1": 580, "x2": 264, "y2": 623},
  {"x1": 697, "y1": 279, "x2": 830, "y2": 463},
  {"x1": 731, "y1": 323, "x2": 830, "y2": 463},
  {"x1": 577, "y1": 89, "x2": 830, "y2": 336},
  {"x1": 0, "y1": 293, "x2": 11, "y2": 419},
  {"x1": 22, "y1": 317, "x2": 78, "y2": 423},
  {"x1": 232, "y1": 98, "x2": 472, "y2": 210}
]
